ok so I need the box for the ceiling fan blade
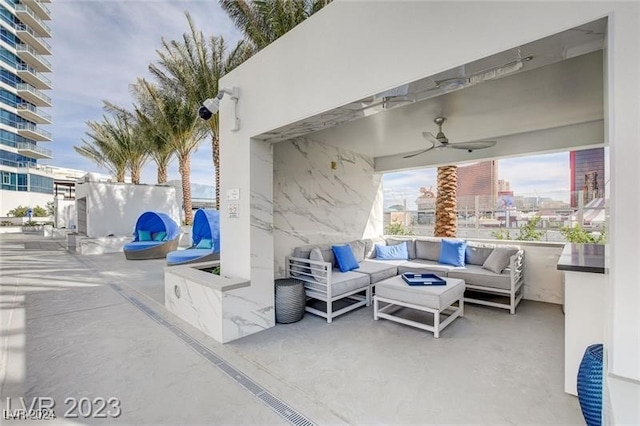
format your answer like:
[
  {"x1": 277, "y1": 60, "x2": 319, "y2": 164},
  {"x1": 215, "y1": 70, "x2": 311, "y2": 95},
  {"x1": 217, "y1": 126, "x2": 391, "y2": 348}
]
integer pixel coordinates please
[
  {"x1": 403, "y1": 141, "x2": 436, "y2": 159},
  {"x1": 447, "y1": 140, "x2": 497, "y2": 150},
  {"x1": 422, "y1": 132, "x2": 439, "y2": 144}
]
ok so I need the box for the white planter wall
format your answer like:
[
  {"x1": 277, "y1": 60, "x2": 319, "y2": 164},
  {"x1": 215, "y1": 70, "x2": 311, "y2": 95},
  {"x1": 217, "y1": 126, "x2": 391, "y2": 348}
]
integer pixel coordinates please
[{"x1": 74, "y1": 182, "x2": 180, "y2": 238}]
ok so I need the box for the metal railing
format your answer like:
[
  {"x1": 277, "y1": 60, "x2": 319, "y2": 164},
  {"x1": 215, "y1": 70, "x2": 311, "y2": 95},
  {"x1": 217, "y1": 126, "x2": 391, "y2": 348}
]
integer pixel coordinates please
[
  {"x1": 14, "y1": 23, "x2": 52, "y2": 51},
  {"x1": 15, "y1": 44, "x2": 51, "y2": 69},
  {"x1": 16, "y1": 122, "x2": 52, "y2": 139},
  {"x1": 16, "y1": 141, "x2": 52, "y2": 157},
  {"x1": 16, "y1": 83, "x2": 52, "y2": 104},
  {"x1": 15, "y1": 4, "x2": 51, "y2": 35},
  {"x1": 16, "y1": 63, "x2": 52, "y2": 86},
  {"x1": 16, "y1": 102, "x2": 52, "y2": 121}
]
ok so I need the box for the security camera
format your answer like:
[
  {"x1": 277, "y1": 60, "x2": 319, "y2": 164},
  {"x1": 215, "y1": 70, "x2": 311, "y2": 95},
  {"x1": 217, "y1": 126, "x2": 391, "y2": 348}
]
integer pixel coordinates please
[
  {"x1": 198, "y1": 97, "x2": 221, "y2": 121},
  {"x1": 198, "y1": 87, "x2": 241, "y2": 130}
]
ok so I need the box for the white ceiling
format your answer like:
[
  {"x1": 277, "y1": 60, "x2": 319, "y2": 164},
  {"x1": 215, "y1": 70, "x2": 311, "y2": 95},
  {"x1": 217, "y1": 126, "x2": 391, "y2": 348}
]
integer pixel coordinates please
[{"x1": 257, "y1": 18, "x2": 607, "y2": 166}]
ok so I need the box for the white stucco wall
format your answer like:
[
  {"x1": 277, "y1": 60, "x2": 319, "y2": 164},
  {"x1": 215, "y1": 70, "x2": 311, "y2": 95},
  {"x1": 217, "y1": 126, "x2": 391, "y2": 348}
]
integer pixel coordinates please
[
  {"x1": 74, "y1": 182, "x2": 180, "y2": 238},
  {"x1": 218, "y1": 3, "x2": 639, "y2": 419},
  {"x1": 273, "y1": 137, "x2": 383, "y2": 277},
  {"x1": 54, "y1": 197, "x2": 76, "y2": 229},
  {"x1": 0, "y1": 190, "x2": 53, "y2": 216}
]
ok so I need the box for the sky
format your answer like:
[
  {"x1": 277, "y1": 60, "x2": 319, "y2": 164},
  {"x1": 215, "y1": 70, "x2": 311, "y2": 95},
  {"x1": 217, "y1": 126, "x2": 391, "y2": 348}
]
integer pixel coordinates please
[
  {"x1": 47, "y1": 0, "x2": 242, "y2": 185},
  {"x1": 45, "y1": 2, "x2": 570, "y2": 202}
]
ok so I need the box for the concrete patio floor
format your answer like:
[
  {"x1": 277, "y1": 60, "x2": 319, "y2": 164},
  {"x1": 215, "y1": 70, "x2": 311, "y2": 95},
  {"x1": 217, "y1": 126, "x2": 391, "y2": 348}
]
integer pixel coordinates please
[{"x1": 0, "y1": 233, "x2": 583, "y2": 424}]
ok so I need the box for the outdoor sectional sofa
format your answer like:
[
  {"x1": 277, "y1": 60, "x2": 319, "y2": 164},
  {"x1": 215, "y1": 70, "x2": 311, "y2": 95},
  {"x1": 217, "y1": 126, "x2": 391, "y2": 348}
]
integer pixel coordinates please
[{"x1": 285, "y1": 237, "x2": 524, "y2": 323}]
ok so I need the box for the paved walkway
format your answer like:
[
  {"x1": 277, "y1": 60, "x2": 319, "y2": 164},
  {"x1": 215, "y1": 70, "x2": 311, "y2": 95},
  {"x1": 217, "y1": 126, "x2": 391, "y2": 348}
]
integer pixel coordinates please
[{"x1": 0, "y1": 234, "x2": 338, "y2": 425}]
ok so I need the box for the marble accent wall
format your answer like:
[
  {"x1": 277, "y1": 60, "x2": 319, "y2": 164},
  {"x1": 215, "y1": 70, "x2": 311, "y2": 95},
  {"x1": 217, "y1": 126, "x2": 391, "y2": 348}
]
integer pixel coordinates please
[{"x1": 274, "y1": 137, "x2": 383, "y2": 277}]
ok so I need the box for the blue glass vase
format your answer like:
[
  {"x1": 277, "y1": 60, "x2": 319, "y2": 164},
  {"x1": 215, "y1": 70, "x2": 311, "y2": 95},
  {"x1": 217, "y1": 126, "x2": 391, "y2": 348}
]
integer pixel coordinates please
[{"x1": 577, "y1": 343, "x2": 603, "y2": 426}]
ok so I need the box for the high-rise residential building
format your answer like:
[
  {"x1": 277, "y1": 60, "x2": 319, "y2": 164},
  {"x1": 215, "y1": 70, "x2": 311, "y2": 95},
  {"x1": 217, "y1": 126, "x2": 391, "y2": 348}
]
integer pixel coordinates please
[
  {"x1": 0, "y1": 0, "x2": 53, "y2": 215},
  {"x1": 570, "y1": 148, "x2": 605, "y2": 207},
  {"x1": 457, "y1": 160, "x2": 498, "y2": 211}
]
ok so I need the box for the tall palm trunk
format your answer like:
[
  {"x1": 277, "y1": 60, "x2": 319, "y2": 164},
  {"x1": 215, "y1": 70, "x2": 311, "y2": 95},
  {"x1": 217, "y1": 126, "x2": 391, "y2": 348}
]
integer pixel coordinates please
[
  {"x1": 131, "y1": 168, "x2": 141, "y2": 184},
  {"x1": 157, "y1": 162, "x2": 168, "y2": 184},
  {"x1": 116, "y1": 170, "x2": 125, "y2": 183},
  {"x1": 435, "y1": 165, "x2": 458, "y2": 237},
  {"x1": 212, "y1": 135, "x2": 220, "y2": 210},
  {"x1": 179, "y1": 155, "x2": 193, "y2": 225}
]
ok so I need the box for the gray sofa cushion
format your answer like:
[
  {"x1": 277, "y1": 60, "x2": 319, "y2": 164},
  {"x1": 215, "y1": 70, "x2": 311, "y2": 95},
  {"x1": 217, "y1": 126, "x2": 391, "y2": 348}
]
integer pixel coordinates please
[
  {"x1": 349, "y1": 240, "x2": 367, "y2": 262},
  {"x1": 465, "y1": 243, "x2": 495, "y2": 266},
  {"x1": 309, "y1": 247, "x2": 328, "y2": 283},
  {"x1": 356, "y1": 260, "x2": 398, "y2": 284},
  {"x1": 448, "y1": 264, "x2": 512, "y2": 290},
  {"x1": 365, "y1": 237, "x2": 386, "y2": 259},
  {"x1": 386, "y1": 238, "x2": 416, "y2": 259},
  {"x1": 415, "y1": 239, "x2": 441, "y2": 261},
  {"x1": 304, "y1": 269, "x2": 370, "y2": 297},
  {"x1": 376, "y1": 276, "x2": 465, "y2": 310},
  {"x1": 483, "y1": 247, "x2": 519, "y2": 274},
  {"x1": 397, "y1": 259, "x2": 463, "y2": 276}
]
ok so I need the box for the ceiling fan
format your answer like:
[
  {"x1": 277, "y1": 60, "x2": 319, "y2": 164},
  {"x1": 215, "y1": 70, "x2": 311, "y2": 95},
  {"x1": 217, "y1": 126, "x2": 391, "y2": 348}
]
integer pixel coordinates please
[{"x1": 403, "y1": 117, "x2": 497, "y2": 158}]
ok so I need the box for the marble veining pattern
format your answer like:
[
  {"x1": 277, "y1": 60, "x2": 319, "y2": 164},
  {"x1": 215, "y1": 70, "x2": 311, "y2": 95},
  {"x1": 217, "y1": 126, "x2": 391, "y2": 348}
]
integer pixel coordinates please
[{"x1": 274, "y1": 137, "x2": 383, "y2": 277}]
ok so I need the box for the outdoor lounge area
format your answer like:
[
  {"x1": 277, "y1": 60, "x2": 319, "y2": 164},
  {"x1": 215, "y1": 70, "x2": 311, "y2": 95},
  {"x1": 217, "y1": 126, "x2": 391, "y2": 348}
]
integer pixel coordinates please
[
  {"x1": 1, "y1": 233, "x2": 582, "y2": 424},
  {"x1": 1, "y1": 1, "x2": 639, "y2": 424}
]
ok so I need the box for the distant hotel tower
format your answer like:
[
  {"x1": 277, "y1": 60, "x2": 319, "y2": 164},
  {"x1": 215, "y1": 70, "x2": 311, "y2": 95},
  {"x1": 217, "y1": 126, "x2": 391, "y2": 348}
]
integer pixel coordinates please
[
  {"x1": 456, "y1": 160, "x2": 498, "y2": 211},
  {"x1": 0, "y1": 0, "x2": 53, "y2": 214},
  {"x1": 570, "y1": 148, "x2": 605, "y2": 207}
]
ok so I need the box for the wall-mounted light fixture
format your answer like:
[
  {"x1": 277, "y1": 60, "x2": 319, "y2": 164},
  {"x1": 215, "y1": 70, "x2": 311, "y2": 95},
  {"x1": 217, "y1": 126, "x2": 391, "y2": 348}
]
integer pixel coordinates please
[{"x1": 198, "y1": 87, "x2": 240, "y2": 131}]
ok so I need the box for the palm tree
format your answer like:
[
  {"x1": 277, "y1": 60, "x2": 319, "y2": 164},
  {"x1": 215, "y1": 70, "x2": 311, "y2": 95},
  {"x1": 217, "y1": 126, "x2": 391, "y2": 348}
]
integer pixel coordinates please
[
  {"x1": 137, "y1": 79, "x2": 207, "y2": 225},
  {"x1": 129, "y1": 81, "x2": 175, "y2": 184},
  {"x1": 149, "y1": 12, "x2": 251, "y2": 209},
  {"x1": 434, "y1": 165, "x2": 458, "y2": 237},
  {"x1": 220, "y1": 0, "x2": 332, "y2": 50},
  {"x1": 74, "y1": 122, "x2": 127, "y2": 182}
]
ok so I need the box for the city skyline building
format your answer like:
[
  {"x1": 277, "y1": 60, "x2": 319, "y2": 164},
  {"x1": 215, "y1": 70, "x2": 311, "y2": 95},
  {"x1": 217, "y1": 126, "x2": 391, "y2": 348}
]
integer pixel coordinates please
[
  {"x1": 0, "y1": 0, "x2": 53, "y2": 215},
  {"x1": 570, "y1": 147, "x2": 605, "y2": 207},
  {"x1": 456, "y1": 161, "x2": 498, "y2": 211}
]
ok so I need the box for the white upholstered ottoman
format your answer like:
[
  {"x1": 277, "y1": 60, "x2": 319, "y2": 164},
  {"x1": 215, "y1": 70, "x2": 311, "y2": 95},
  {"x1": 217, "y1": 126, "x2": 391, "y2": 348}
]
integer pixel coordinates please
[{"x1": 373, "y1": 275, "x2": 465, "y2": 338}]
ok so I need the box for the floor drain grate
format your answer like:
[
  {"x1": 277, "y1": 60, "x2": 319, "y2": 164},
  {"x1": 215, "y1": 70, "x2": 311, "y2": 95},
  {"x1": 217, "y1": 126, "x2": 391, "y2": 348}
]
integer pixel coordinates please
[{"x1": 108, "y1": 283, "x2": 316, "y2": 426}]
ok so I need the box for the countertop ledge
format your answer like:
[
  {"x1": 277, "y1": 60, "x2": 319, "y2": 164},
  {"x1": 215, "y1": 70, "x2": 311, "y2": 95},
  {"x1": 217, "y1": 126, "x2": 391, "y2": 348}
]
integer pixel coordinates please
[
  {"x1": 165, "y1": 263, "x2": 250, "y2": 291},
  {"x1": 557, "y1": 243, "x2": 606, "y2": 274}
]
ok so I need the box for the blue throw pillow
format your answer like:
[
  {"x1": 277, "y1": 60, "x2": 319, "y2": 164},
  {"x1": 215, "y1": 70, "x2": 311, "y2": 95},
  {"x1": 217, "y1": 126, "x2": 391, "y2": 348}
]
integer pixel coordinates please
[
  {"x1": 332, "y1": 244, "x2": 359, "y2": 272},
  {"x1": 196, "y1": 238, "x2": 213, "y2": 249},
  {"x1": 138, "y1": 230, "x2": 152, "y2": 241},
  {"x1": 375, "y1": 243, "x2": 409, "y2": 260},
  {"x1": 152, "y1": 231, "x2": 167, "y2": 241},
  {"x1": 439, "y1": 239, "x2": 467, "y2": 266}
]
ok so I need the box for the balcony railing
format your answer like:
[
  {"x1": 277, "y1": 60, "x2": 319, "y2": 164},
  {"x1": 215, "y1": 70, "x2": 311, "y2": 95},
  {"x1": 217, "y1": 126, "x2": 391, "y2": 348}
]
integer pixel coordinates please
[
  {"x1": 15, "y1": 4, "x2": 51, "y2": 37},
  {"x1": 16, "y1": 102, "x2": 52, "y2": 124},
  {"x1": 16, "y1": 83, "x2": 52, "y2": 107},
  {"x1": 19, "y1": 0, "x2": 50, "y2": 21},
  {"x1": 14, "y1": 23, "x2": 51, "y2": 54},
  {"x1": 16, "y1": 63, "x2": 51, "y2": 90},
  {"x1": 17, "y1": 122, "x2": 52, "y2": 141},
  {"x1": 15, "y1": 43, "x2": 51, "y2": 72},
  {"x1": 16, "y1": 141, "x2": 53, "y2": 159}
]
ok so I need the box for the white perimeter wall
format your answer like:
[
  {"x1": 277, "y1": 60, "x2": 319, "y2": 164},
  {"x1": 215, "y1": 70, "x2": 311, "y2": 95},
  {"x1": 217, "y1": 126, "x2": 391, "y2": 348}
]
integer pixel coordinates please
[
  {"x1": 0, "y1": 190, "x2": 52, "y2": 216},
  {"x1": 75, "y1": 182, "x2": 179, "y2": 238},
  {"x1": 219, "y1": 3, "x2": 639, "y2": 419},
  {"x1": 273, "y1": 137, "x2": 383, "y2": 277}
]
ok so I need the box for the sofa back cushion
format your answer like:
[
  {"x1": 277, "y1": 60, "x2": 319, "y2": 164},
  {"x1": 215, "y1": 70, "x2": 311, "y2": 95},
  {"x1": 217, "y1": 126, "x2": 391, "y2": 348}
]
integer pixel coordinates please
[
  {"x1": 482, "y1": 246, "x2": 520, "y2": 273},
  {"x1": 348, "y1": 240, "x2": 367, "y2": 262},
  {"x1": 309, "y1": 247, "x2": 328, "y2": 283},
  {"x1": 465, "y1": 243, "x2": 495, "y2": 266},
  {"x1": 365, "y1": 237, "x2": 386, "y2": 259},
  {"x1": 439, "y1": 239, "x2": 467, "y2": 267},
  {"x1": 386, "y1": 238, "x2": 416, "y2": 259},
  {"x1": 415, "y1": 239, "x2": 441, "y2": 261}
]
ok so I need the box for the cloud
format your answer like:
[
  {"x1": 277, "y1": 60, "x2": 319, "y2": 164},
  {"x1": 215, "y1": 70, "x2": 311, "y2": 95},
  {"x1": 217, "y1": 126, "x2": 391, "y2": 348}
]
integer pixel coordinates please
[{"x1": 47, "y1": 1, "x2": 241, "y2": 185}]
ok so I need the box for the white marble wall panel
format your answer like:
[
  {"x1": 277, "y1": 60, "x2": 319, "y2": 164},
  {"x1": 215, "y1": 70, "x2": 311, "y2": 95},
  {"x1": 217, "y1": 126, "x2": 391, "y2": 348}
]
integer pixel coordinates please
[
  {"x1": 164, "y1": 268, "x2": 224, "y2": 342},
  {"x1": 249, "y1": 139, "x2": 276, "y2": 329},
  {"x1": 274, "y1": 137, "x2": 383, "y2": 277}
]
